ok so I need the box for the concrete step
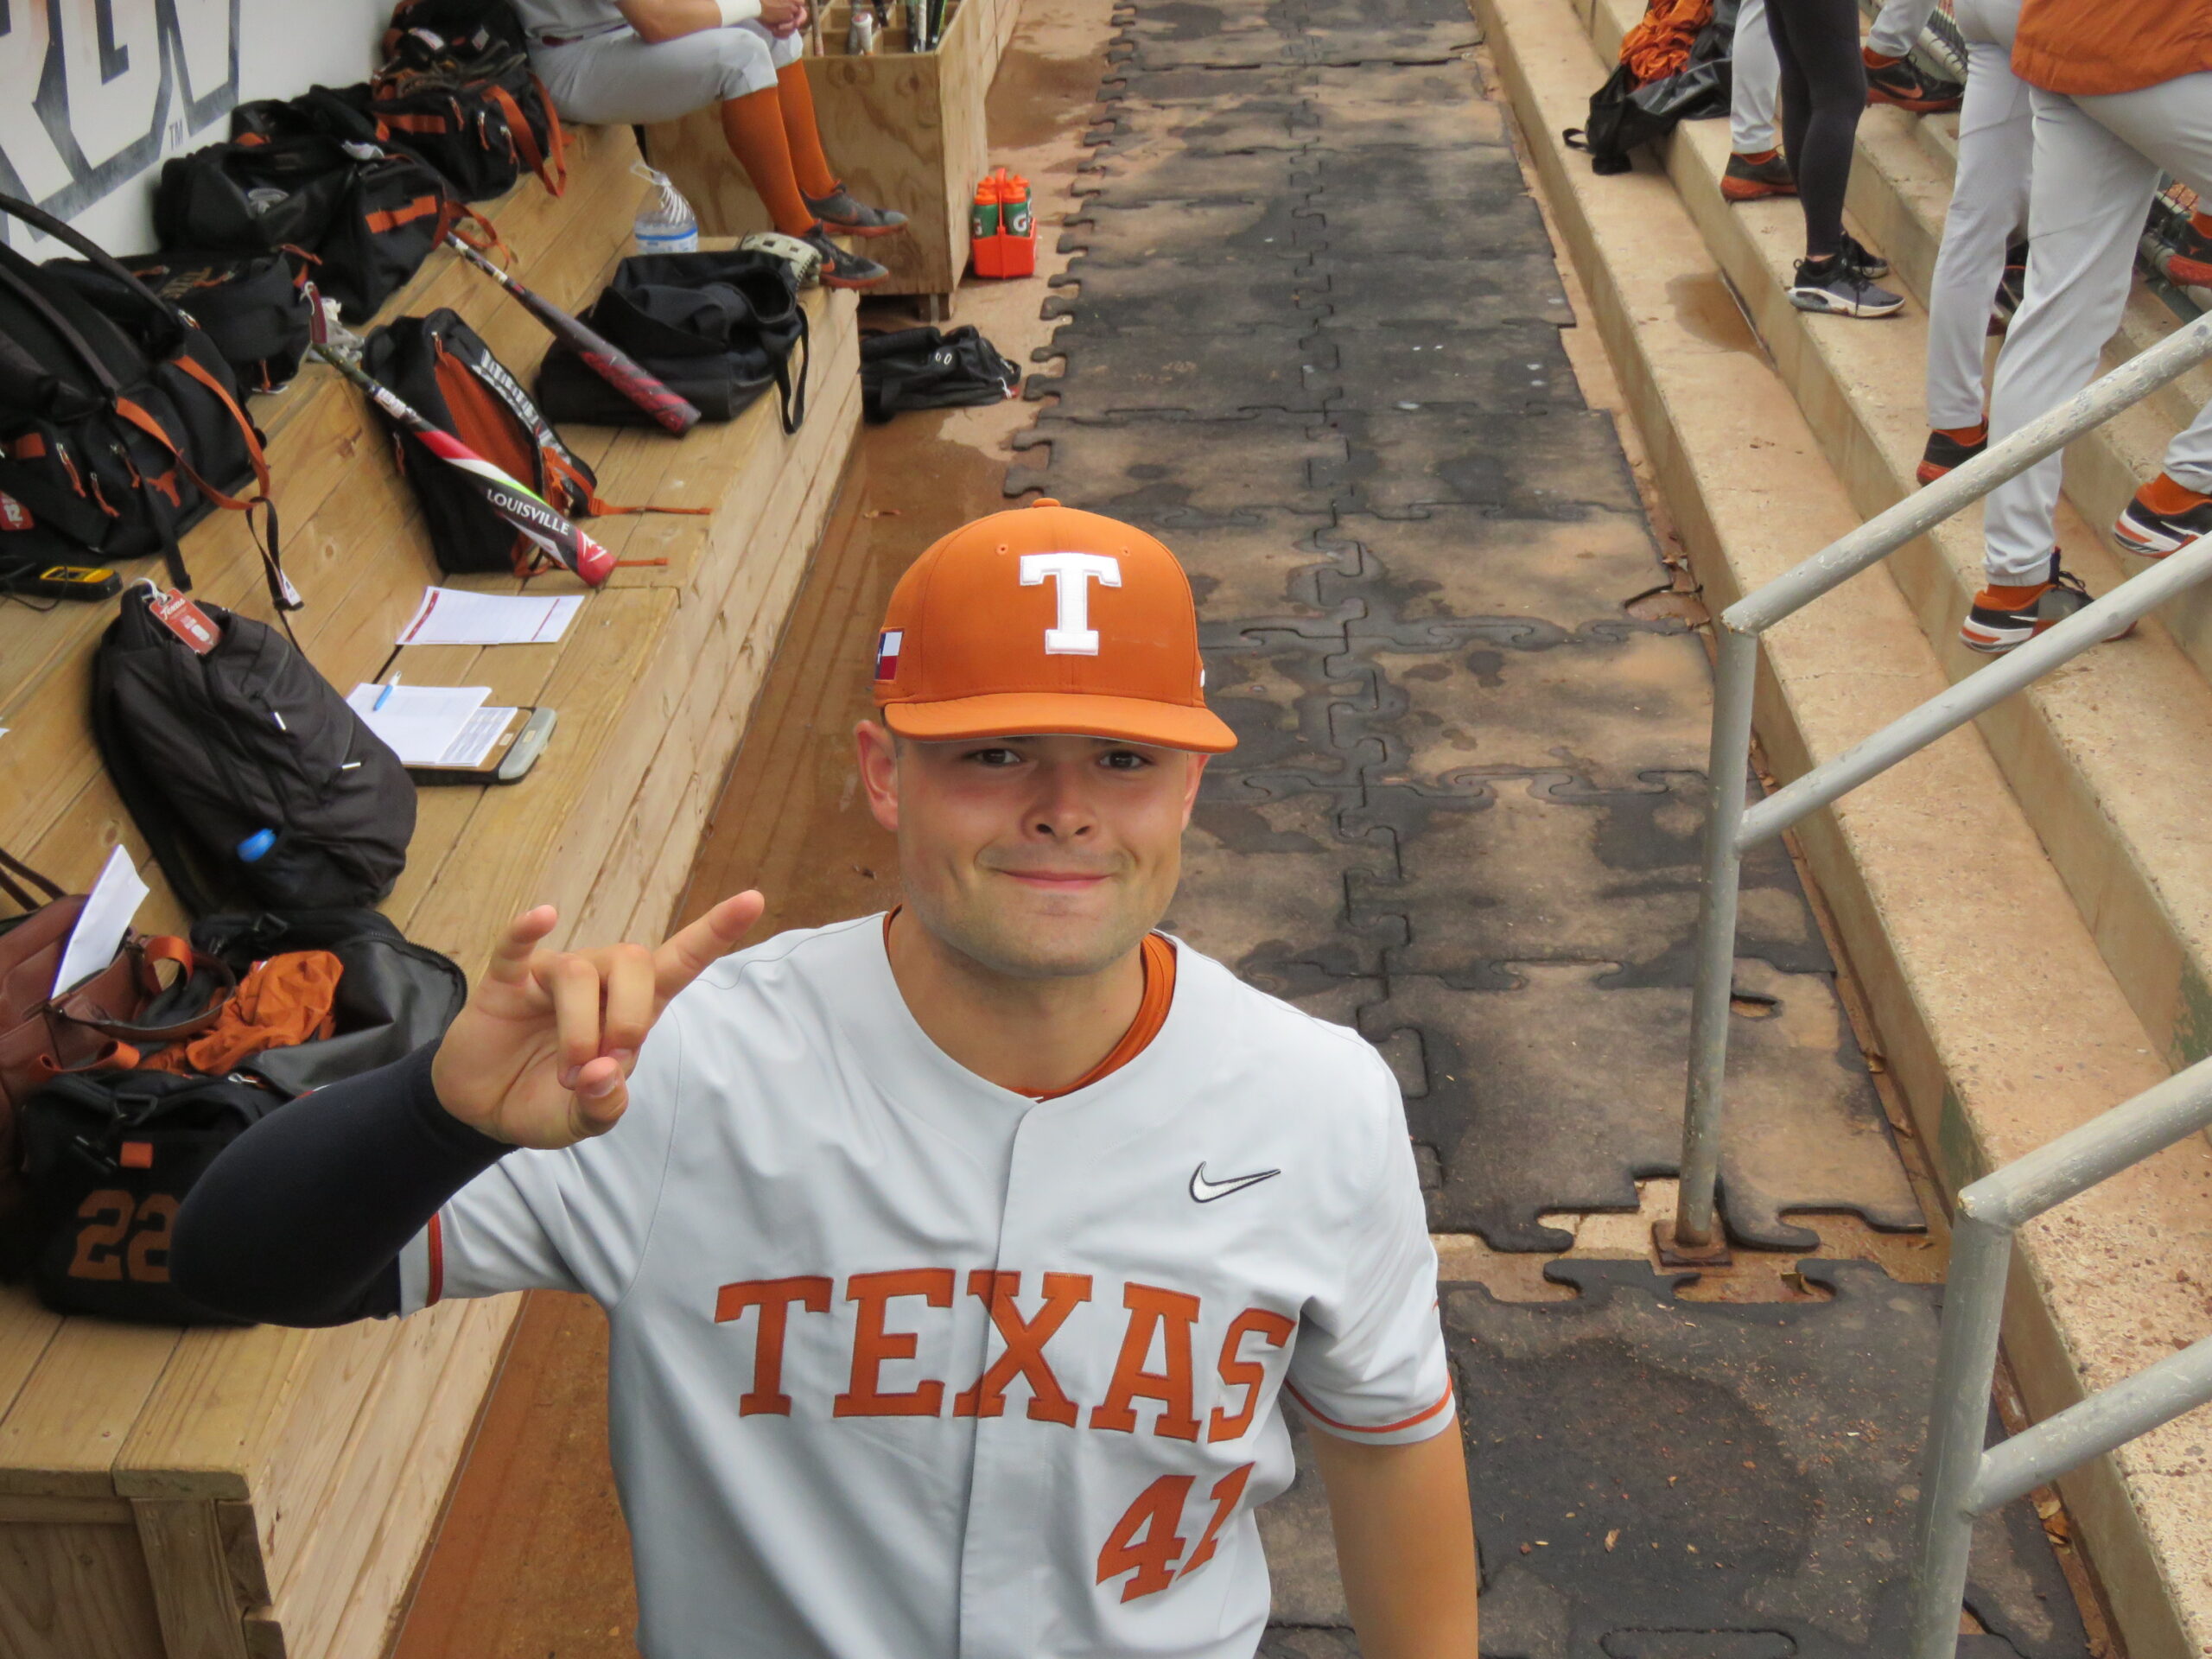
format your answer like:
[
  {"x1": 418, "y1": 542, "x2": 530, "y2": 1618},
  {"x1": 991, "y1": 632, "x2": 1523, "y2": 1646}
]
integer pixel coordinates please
[
  {"x1": 1471, "y1": 1, "x2": 2212, "y2": 1653},
  {"x1": 1571, "y1": 0, "x2": 2212, "y2": 1085}
]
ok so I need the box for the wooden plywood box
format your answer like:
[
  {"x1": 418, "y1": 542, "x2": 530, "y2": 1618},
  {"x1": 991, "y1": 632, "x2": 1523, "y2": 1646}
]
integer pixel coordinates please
[{"x1": 645, "y1": 0, "x2": 1020, "y2": 304}]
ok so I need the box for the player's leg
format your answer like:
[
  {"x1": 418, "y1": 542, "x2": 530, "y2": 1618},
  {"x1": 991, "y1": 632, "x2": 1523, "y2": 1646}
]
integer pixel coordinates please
[
  {"x1": 1918, "y1": 0, "x2": 2029, "y2": 482},
  {"x1": 2072, "y1": 73, "x2": 2212, "y2": 557},
  {"x1": 1724, "y1": 0, "x2": 1796, "y2": 201},
  {"x1": 749, "y1": 31, "x2": 911, "y2": 238},
  {"x1": 1771, "y1": 0, "x2": 1903, "y2": 315},
  {"x1": 1965, "y1": 86, "x2": 2159, "y2": 651}
]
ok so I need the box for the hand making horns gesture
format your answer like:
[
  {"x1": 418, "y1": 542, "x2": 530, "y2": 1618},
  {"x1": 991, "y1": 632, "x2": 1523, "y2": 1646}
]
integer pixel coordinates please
[{"x1": 430, "y1": 893, "x2": 766, "y2": 1149}]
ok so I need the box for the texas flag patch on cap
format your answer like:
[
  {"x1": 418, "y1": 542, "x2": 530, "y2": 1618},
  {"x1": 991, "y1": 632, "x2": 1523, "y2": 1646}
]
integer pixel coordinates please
[{"x1": 874, "y1": 629, "x2": 903, "y2": 682}]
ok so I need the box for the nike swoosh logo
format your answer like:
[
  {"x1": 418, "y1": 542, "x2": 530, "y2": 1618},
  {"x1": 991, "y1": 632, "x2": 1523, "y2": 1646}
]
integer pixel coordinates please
[{"x1": 1191, "y1": 1164, "x2": 1281, "y2": 1203}]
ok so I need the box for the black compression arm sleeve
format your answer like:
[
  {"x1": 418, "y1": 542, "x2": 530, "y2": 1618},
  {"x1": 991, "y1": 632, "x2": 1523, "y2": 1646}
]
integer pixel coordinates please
[{"x1": 171, "y1": 1042, "x2": 515, "y2": 1327}]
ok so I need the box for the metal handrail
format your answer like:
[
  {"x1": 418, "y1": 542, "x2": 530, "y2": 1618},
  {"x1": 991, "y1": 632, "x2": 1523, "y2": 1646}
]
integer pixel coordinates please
[
  {"x1": 1661, "y1": 306, "x2": 2212, "y2": 1656},
  {"x1": 1906, "y1": 1058, "x2": 2212, "y2": 1658}
]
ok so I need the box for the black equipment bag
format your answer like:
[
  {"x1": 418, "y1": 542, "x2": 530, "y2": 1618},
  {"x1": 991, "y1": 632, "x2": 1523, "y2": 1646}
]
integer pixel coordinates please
[
  {"x1": 1567, "y1": 0, "x2": 1739, "y2": 175},
  {"x1": 370, "y1": 47, "x2": 567, "y2": 202},
  {"x1": 0, "y1": 194, "x2": 283, "y2": 603},
  {"x1": 153, "y1": 132, "x2": 463, "y2": 321},
  {"x1": 535, "y1": 249, "x2": 809, "y2": 431},
  {"x1": 49, "y1": 248, "x2": 316, "y2": 395},
  {"x1": 17, "y1": 1069, "x2": 281, "y2": 1322},
  {"x1": 860, "y1": 325, "x2": 1020, "y2": 423},
  {"x1": 91, "y1": 589, "x2": 415, "y2": 918},
  {"x1": 188, "y1": 907, "x2": 467, "y2": 1097},
  {"x1": 363, "y1": 308, "x2": 607, "y2": 576}
]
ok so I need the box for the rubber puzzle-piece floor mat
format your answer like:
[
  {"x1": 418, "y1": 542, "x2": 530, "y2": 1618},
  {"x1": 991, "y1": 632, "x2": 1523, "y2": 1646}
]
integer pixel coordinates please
[
  {"x1": 1174, "y1": 512, "x2": 1361, "y2": 636},
  {"x1": 1045, "y1": 257, "x2": 1329, "y2": 330},
  {"x1": 1005, "y1": 417, "x2": 1341, "y2": 524},
  {"x1": 1342, "y1": 774, "x2": 1829, "y2": 986},
  {"x1": 1074, "y1": 143, "x2": 1323, "y2": 208},
  {"x1": 1308, "y1": 251, "x2": 1578, "y2": 329},
  {"x1": 1165, "y1": 778, "x2": 1400, "y2": 979},
  {"x1": 1305, "y1": 180, "x2": 1549, "y2": 255},
  {"x1": 1029, "y1": 327, "x2": 1338, "y2": 420},
  {"x1": 1323, "y1": 624, "x2": 1714, "y2": 792},
  {"x1": 1446, "y1": 1262, "x2": 2088, "y2": 1658},
  {"x1": 1313, "y1": 511, "x2": 1671, "y2": 635},
  {"x1": 1197, "y1": 628, "x2": 1379, "y2": 785},
  {"x1": 1287, "y1": 62, "x2": 1499, "y2": 145},
  {"x1": 1324, "y1": 323, "x2": 1581, "y2": 415},
  {"x1": 1319, "y1": 408, "x2": 1643, "y2": 518},
  {"x1": 1255, "y1": 1266, "x2": 2087, "y2": 1657},
  {"x1": 1060, "y1": 197, "x2": 1324, "y2": 263},
  {"x1": 1358, "y1": 963, "x2": 1923, "y2": 1249}
]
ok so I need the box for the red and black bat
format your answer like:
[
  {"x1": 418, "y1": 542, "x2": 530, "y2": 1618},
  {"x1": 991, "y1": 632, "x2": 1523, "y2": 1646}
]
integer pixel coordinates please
[
  {"x1": 445, "y1": 235, "x2": 702, "y2": 435},
  {"x1": 315, "y1": 345, "x2": 615, "y2": 587}
]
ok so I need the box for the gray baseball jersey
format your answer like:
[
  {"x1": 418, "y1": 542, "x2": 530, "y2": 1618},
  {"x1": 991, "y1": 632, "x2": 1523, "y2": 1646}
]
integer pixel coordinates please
[{"x1": 397, "y1": 914, "x2": 1451, "y2": 1658}]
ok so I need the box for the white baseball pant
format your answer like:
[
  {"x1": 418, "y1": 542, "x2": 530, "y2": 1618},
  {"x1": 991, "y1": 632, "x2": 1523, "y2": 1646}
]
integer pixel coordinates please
[
  {"x1": 531, "y1": 22, "x2": 804, "y2": 125},
  {"x1": 1983, "y1": 70, "x2": 2212, "y2": 582},
  {"x1": 1865, "y1": 0, "x2": 1941, "y2": 64},
  {"x1": 1731, "y1": 0, "x2": 1779, "y2": 155},
  {"x1": 1924, "y1": 0, "x2": 2027, "y2": 431}
]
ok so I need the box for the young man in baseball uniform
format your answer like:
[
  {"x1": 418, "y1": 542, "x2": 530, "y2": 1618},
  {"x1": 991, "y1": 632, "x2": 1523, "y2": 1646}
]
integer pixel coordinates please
[{"x1": 173, "y1": 499, "x2": 1481, "y2": 1658}]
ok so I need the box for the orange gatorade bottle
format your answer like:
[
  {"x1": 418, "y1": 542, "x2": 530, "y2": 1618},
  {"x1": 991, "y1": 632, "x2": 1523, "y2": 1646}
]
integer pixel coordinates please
[{"x1": 970, "y1": 173, "x2": 1004, "y2": 274}]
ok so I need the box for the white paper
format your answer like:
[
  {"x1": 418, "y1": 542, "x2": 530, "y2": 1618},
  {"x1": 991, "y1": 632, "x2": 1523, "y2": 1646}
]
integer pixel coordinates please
[
  {"x1": 54, "y1": 846, "x2": 149, "y2": 998},
  {"x1": 348, "y1": 683, "x2": 493, "y2": 766},
  {"x1": 397, "y1": 588, "x2": 583, "y2": 647}
]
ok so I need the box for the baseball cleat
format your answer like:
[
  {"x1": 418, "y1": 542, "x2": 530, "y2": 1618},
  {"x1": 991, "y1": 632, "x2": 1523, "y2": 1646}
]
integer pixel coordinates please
[
  {"x1": 804, "y1": 185, "x2": 909, "y2": 238},
  {"x1": 1722, "y1": 149, "x2": 1796, "y2": 201},
  {"x1": 1959, "y1": 553, "x2": 2125, "y2": 654},
  {"x1": 801, "y1": 226, "x2": 891, "y2": 289},
  {"x1": 1917, "y1": 424, "x2": 1986, "y2": 486},
  {"x1": 1865, "y1": 55, "x2": 1964, "y2": 111},
  {"x1": 2113, "y1": 475, "x2": 2212, "y2": 556}
]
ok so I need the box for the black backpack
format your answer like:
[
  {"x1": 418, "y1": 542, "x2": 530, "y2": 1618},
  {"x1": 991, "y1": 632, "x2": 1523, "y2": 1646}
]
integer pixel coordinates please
[
  {"x1": 49, "y1": 248, "x2": 316, "y2": 395},
  {"x1": 18, "y1": 1069, "x2": 283, "y2": 1321},
  {"x1": 90, "y1": 589, "x2": 416, "y2": 918},
  {"x1": 535, "y1": 250, "x2": 810, "y2": 431},
  {"x1": 153, "y1": 133, "x2": 463, "y2": 321},
  {"x1": 860, "y1": 325, "x2": 1020, "y2": 423},
  {"x1": 0, "y1": 194, "x2": 282, "y2": 603},
  {"x1": 1567, "y1": 0, "x2": 1739, "y2": 175}
]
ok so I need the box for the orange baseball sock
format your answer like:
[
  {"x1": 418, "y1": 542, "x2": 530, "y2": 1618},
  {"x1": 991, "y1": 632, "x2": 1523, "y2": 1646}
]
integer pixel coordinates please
[
  {"x1": 2140, "y1": 471, "x2": 2212, "y2": 515},
  {"x1": 776, "y1": 64, "x2": 842, "y2": 200},
  {"x1": 1936, "y1": 421, "x2": 1987, "y2": 445},
  {"x1": 720, "y1": 88, "x2": 817, "y2": 237},
  {"x1": 1737, "y1": 147, "x2": 1779, "y2": 164},
  {"x1": 1863, "y1": 46, "x2": 1898, "y2": 68}
]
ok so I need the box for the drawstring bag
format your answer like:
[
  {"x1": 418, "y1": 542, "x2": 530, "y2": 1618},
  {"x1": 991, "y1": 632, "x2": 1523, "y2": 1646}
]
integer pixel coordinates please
[
  {"x1": 860, "y1": 326, "x2": 1020, "y2": 423},
  {"x1": 1567, "y1": 0, "x2": 1739, "y2": 175}
]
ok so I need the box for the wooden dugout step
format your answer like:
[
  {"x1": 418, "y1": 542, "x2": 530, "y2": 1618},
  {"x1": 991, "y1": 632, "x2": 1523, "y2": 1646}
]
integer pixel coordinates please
[{"x1": 0, "y1": 123, "x2": 863, "y2": 1659}]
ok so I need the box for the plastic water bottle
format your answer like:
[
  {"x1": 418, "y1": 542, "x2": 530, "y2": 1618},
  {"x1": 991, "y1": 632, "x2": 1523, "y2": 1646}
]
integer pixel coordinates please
[{"x1": 632, "y1": 162, "x2": 699, "y2": 256}]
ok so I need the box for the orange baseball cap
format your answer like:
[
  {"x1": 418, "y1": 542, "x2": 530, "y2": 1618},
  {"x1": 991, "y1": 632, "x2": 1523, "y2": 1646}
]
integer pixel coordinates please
[{"x1": 871, "y1": 499, "x2": 1236, "y2": 753}]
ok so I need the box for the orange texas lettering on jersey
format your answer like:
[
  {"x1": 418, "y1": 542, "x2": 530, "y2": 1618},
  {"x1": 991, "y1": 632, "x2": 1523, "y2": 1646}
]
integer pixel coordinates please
[{"x1": 710, "y1": 1269, "x2": 1300, "y2": 1440}]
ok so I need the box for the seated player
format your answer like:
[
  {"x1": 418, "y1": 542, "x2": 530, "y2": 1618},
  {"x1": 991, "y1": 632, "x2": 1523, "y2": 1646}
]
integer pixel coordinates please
[
  {"x1": 172, "y1": 500, "x2": 1481, "y2": 1659},
  {"x1": 519, "y1": 0, "x2": 907, "y2": 288}
]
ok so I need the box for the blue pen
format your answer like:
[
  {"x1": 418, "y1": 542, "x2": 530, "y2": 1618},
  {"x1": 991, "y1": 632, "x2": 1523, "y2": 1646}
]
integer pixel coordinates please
[{"x1": 372, "y1": 674, "x2": 401, "y2": 712}]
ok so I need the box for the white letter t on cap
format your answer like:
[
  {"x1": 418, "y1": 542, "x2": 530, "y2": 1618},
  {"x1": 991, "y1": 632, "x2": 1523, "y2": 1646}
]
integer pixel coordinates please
[{"x1": 1020, "y1": 552, "x2": 1122, "y2": 655}]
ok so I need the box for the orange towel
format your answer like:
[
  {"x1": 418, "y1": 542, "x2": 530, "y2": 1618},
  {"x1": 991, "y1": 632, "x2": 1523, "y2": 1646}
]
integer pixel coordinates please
[
  {"x1": 1620, "y1": 0, "x2": 1713, "y2": 83},
  {"x1": 143, "y1": 951, "x2": 342, "y2": 1076}
]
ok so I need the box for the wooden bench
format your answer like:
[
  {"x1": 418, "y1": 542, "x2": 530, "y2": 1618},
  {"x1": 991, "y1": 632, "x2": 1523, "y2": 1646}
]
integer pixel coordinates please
[{"x1": 0, "y1": 121, "x2": 862, "y2": 1659}]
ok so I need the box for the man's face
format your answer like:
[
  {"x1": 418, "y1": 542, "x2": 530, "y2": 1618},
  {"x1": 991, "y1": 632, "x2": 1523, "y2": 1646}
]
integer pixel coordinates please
[{"x1": 855, "y1": 724, "x2": 1206, "y2": 979}]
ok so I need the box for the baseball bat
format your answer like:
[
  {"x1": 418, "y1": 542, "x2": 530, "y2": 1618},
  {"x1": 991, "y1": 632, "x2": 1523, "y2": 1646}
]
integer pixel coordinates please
[
  {"x1": 315, "y1": 345, "x2": 615, "y2": 588},
  {"x1": 445, "y1": 235, "x2": 702, "y2": 435}
]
